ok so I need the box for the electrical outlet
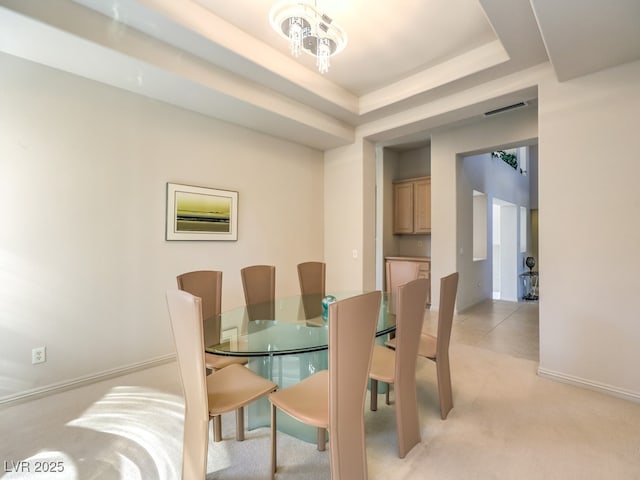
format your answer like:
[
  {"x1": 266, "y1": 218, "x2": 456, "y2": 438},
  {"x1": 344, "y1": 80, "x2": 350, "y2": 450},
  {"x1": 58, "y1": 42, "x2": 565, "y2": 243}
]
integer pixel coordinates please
[{"x1": 32, "y1": 346, "x2": 46, "y2": 365}]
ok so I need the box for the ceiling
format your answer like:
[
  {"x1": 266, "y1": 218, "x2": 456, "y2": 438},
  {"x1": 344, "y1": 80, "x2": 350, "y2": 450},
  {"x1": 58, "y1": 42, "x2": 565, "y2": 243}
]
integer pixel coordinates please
[{"x1": 1, "y1": 0, "x2": 639, "y2": 150}]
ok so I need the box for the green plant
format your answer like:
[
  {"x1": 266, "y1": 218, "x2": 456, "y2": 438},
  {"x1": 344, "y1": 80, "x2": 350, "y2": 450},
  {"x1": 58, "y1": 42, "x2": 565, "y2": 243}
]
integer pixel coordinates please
[{"x1": 492, "y1": 150, "x2": 518, "y2": 169}]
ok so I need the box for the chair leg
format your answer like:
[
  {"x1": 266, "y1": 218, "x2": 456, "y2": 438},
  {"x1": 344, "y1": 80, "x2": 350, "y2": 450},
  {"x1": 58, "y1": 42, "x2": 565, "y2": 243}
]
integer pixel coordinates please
[
  {"x1": 271, "y1": 403, "x2": 277, "y2": 479},
  {"x1": 236, "y1": 406, "x2": 245, "y2": 441},
  {"x1": 370, "y1": 379, "x2": 378, "y2": 411},
  {"x1": 436, "y1": 357, "x2": 453, "y2": 420},
  {"x1": 385, "y1": 383, "x2": 391, "y2": 405},
  {"x1": 317, "y1": 428, "x2": 326, "y2": 451},
  {"x1": 395, "y1": 377, "x2": 421, "y2": 458},
  {"x1": 213, "y1": 415, "x2": 222, "y2": 442},
  {"x1": 182, "y1": 417, "x2": 209, "y2": 479}
]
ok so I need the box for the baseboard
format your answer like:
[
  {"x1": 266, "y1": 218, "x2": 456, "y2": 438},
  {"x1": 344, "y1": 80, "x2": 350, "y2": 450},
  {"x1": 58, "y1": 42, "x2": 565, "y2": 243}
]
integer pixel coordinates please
[
  {"x1": 537, "y1": 367, "x2": 640, "y2": 403},
  {"x1": 0, "y1": 354, "x2": 176, "y2": 407}
]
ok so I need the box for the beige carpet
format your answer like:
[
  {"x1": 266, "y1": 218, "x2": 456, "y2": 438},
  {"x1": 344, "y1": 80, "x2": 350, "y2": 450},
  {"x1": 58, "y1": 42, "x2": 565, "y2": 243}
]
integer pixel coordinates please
[{"x1": 1, "y1": 339, "x2": 639, "y2": 479}]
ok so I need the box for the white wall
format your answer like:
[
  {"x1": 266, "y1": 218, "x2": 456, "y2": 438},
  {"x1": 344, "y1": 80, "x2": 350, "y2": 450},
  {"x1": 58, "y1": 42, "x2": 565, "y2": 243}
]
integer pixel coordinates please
[
  {"x1": 430, "y1": 107, "x2": 538, "y2": 310},
  {"x1": 459, "y1": 152, "x2": 532, "y2": 308},
  {"x1": 538, "y1": 59, "x2": 640, "y2": 399},
  {"x1": 336, "y1": 60, "x2": 640, "y2": 401},
  {"x1": 497, "y1": 202, "x2": 518, "y2": 301},
  {"x1": 370, "y1": 61, "x2": 639, "y2": 401},
  {"x1": 0, "y1": 53, "x2": 324, "y2": 402}
]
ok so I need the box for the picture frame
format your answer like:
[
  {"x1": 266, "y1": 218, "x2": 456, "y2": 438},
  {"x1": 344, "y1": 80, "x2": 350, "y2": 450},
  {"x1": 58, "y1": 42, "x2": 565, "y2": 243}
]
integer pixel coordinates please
[{"x1": 166, "y1": 183, "x2": 238, "y2": 241}]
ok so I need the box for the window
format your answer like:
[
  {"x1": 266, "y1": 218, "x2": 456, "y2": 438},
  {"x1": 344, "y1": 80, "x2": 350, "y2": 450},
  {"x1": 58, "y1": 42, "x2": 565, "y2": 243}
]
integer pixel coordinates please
[
  {"x1": 520, "y1": 206, "x2": 527, "y2": 253},
  {"x1": 473, "y1": 190, "x2": 488, "y2": 260},
  {"x1": 518, "y1": 146, "x2": 528, "y2": 175}
]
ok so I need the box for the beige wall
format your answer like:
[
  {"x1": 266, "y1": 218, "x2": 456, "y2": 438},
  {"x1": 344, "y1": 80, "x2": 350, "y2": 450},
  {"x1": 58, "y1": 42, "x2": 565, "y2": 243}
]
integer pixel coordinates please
[
  {"x1": 3, "y1": 48, "x2": 640, "y2": 405},
  {"x1": 324, "y1": 137, "x2": 377, "y2": 292},
  {"x1": 380, "y1": 148, "x2": 400, "y2": 276},
  {"x1": 391, "y1": 147, "x2": 433, "y2": 259},
  {"x1": 324, "y1": 140, "x2": 364, "y2": 291},
  {"x1": 537, "y1": 59, "x2": 640, "y2": 398},
  {"x1": 0, "y1": 53, "x2": 324, "y2": 402}
]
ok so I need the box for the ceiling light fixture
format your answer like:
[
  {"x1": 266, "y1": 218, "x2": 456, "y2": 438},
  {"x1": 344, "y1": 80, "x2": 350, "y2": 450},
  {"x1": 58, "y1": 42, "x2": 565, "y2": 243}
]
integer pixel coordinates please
[{"x1": 269, "y1": 1, "x2": 347, "y2": 74}]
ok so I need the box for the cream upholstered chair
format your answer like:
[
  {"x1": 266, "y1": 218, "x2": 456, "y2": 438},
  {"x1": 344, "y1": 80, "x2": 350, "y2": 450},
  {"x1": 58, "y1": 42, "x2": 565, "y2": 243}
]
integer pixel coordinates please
[
  {"x1": 386, "y1": 260, "x2": 420, "y2": 314},
  {"x1": 165, "y1": 290, "x2": 277, "y2": 479},
  {"x1": 176, "y1": 270, "x2": 248, "y2": 371},
  {"x1": 241, "y1": 265, "x2": 275, "y2": 321},
  {"x1": 387, "y1": 272, "x2": 459, "y2": 420},
  {"x1": 297, "y1": 261, "x2": 326, "y2": 320},
  {"x1": 369, "y1": 278, "x2": 429, "y2": 458},
  {"x1": 268, "y1": 291, "x2": 382, "y2": 480}
]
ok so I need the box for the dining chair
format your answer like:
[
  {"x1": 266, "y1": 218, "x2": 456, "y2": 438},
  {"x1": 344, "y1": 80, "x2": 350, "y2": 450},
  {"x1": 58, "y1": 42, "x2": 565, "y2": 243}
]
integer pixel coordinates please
[
  {"x1": 176, "y1": 270, "x2": 248, "y2": 371},
  {"x1": 297, "y1": 261, "x2": 326, "y2": 296},
  {"x1": 386, "y1": 260, "x2": 420, "y2": 314},
  {"x1": 369, "y1": 278, "x2": 429, "y2": 458},
  {"x1": 165, "y1": 290, "x2": 277, "y2": 479},
  {"x1": 268, "y1": 290, "x2": 382, "y2": 480},
  {"x1": 297, "y1": 261, "x2": 326, "y2": 320},
  {"x1": 241, "y1": 265, "x2": 276, "y2": 321},
  {"x1": 386, "y1": 272, "x2": 459, "y2": 420}
]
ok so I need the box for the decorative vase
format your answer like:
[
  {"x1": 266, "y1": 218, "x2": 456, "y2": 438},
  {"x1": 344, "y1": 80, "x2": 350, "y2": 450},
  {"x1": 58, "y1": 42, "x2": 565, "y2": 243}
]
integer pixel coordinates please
[
  {"x1": 321, "y1": 295, "x2": 336, "y2": 322},
  {"x1": 525, "y1": 256, "x2": 536, "y2": 273}
]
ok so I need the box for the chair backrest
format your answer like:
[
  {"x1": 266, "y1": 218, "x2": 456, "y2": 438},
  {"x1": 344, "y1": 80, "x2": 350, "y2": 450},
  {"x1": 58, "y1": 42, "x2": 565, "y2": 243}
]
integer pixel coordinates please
[
  {"x1": 394, "y1": 278, "x2": 429, "y2": 456},
  {"x1": 165, "y1": 290, "x2": 209, "y2": 479},
  {"x1": 394, "y1": 277, "x2": 430, "y2": 391},
  {"x1": 241, "y1": 265, "x2": 275, "y2": 306},
  {"x1": 177, "y1": 270, "x2": 223, "y2": 345},
  {"x1": 176, "y1": 270, "x2": 222, "y2": 320},
  {"x1": 297, "y1": 261, "x2": 326, "y2": 296},
  {"x1": 297, "y1": 262, "x2": 326, "y2": 320},
  {"x1": 436, "y1": 272, "x2": 459, "y2": 357},
  {"x1": 241, "y1": 265, "x2": 276, "y2": 321},
  {"x1": 386, "y1": 261, "x2": 420, "y2": 314},
  {"x1": 327, "y1": 290, "x2": 381, "y2": 480}
]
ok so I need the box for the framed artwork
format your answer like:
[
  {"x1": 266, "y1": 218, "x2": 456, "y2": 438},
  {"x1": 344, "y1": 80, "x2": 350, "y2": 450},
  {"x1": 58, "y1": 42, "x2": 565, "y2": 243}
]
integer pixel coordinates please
[{"x1": 166, "y1": 183, "x2": 238, "y2": 241}]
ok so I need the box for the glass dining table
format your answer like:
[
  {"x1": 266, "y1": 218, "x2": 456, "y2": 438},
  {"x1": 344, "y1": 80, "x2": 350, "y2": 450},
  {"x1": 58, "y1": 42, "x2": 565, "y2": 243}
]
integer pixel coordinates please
[{"x1": 203, "y1": 291, "x2": 394, "y2": 443}]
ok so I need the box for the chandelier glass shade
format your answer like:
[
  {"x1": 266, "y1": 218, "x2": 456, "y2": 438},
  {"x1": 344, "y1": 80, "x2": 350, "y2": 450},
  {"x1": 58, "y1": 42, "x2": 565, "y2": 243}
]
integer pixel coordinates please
[{"x1": 269, "y1": 1, "x2": 347, "y2": 74}]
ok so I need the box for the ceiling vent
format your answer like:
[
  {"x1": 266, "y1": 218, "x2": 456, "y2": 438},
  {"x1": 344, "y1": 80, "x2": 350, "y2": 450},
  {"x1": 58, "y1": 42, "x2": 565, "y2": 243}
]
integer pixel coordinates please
[{"x1": 484, "y1": 102, "x2": 528, "y2": 116}]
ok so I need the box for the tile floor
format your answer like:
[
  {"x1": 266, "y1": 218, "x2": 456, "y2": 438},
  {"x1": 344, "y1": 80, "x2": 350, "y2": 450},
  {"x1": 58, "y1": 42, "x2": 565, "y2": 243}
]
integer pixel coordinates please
[{"x1": 425, "y1": 299, "x2": 539, "y2": 361}]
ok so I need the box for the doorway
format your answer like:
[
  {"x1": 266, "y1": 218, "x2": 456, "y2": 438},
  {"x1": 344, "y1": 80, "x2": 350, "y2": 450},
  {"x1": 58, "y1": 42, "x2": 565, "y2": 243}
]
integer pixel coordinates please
[{"x1": 492, "y1": 198, "x2": 518, "y2": 301}]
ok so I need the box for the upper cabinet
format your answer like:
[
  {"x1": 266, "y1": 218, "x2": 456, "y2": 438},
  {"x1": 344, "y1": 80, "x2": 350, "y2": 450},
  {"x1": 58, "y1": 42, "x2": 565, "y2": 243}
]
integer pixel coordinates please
[{"x1": 393, "y1": 176, "x2": 431, "y2": 234}]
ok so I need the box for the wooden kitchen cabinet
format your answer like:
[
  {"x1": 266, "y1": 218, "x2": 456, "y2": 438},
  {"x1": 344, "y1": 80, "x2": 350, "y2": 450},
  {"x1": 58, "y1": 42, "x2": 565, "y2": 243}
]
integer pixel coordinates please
[{"x1": 393, "y1": 176, "x2": 431, "y2": 234}]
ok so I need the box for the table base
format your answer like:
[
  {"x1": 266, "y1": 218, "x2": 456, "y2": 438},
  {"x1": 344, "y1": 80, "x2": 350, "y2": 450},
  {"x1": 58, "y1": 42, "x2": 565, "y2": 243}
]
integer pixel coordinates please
[{"x1": 247, "y1": 351, "x2": 328, "y2": 444}]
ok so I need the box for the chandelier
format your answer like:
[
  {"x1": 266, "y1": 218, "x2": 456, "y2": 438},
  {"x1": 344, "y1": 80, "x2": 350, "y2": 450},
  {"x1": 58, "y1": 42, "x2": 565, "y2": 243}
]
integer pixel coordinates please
[{"x1": 269, "y1": 1, "x2": 347, "y2": 74}]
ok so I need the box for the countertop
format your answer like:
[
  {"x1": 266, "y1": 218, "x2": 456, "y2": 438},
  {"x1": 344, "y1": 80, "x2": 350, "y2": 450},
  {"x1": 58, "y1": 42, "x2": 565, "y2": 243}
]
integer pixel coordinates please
[{"x1": 385, "y1": 256, "x2": 431, "y2": 262}]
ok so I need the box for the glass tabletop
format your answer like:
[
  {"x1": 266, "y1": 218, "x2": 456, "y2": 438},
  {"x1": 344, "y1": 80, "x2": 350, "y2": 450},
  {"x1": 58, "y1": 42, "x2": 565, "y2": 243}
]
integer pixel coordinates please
[{"x1": 204, "y1": 292, "x2": 394, "y2": 357}]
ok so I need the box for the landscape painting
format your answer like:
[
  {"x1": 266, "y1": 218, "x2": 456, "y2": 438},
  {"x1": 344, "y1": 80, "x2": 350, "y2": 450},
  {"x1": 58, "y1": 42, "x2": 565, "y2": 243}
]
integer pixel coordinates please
[{"x1": 166, "y1": 183, "x2": 238, "y2": 240}]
